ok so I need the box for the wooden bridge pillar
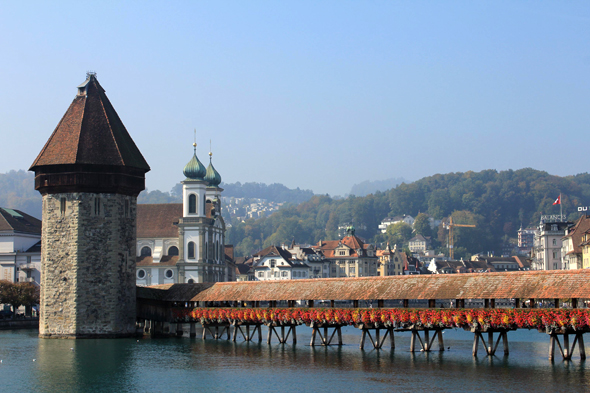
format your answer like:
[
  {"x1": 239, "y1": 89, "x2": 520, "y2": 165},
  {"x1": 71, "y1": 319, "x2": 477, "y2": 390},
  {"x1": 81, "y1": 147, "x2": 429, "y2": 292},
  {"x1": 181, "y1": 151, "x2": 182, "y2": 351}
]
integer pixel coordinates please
[
  {"x1": 377, "y1": 299, "x2": 384, "y2": 308},
  {"x1": 176, "y1": 323, "x2": 184, "y2": 337},
  {"x1": 515, "y1": 299, "x2": 520, "y2": 308},
  {"x1": 408, "y1": 329, "x2": 444, "y2": 352},
  {"x1": 310, "y1": 325, "x2": 344, "y2": 346},
  {"x1": 472, "y1": 330, "x2": 510, "y2": 357},
  {"x1": 554, "y1": 298, "x2": 560, "y2": 308},
  {"x1": 189, "y1": 322, "x2": 196, "y2": 338},
  {"x1": 307, "y1": 300, "x2": 314, "y2": 308},
  {"x1": 549, "y1": 332, "x2": 586, "y2": 361},
  {"x1": 268, "y1": 324, "x2": 297, "y2": 344},
  {"x1": 572, "y1": 298, "x2": 578, "y2": 309},
  {"x1": 428, "y1": 299, "x2": 435, "y2": 308},
  {"x1": 490, "y1": 299, "x2": 495, "y2": 309},
  {"x1": 353, "y1": 300, "x2": 359, "y2": 308},
  {"x1": 330, "y1": 300, "x2": 335, "y2": 308},
  {"x1": 359, "y1": 327, "x2": 394, "y2": 350},
  {"x1": 403, "y1": 299, "x2": 409, "y2": 308},
  {"x1": 484, "y1": 299, "x2": 489, "y2": 308}
]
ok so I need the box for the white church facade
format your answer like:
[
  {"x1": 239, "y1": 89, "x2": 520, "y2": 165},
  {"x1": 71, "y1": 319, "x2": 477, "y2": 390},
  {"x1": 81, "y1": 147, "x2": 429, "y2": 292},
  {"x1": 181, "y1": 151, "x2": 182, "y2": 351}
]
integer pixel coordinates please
[{"x1": 135, "y1": 144, "x2": 235, "y2": 285}]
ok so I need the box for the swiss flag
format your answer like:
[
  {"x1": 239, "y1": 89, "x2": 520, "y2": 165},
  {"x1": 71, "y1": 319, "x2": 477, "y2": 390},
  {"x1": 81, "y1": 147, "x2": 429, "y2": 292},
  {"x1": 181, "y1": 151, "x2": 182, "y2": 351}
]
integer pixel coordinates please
[{"x1": 553, "y1": 195, "x2": 561, "y2": 205}]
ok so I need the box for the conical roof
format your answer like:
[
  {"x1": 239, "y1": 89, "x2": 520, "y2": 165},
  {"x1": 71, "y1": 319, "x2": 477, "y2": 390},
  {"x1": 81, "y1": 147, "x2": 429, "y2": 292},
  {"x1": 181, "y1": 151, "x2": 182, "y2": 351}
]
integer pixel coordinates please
[
  {"x1": 204, "y1": 153, "x2": 222, "y2": 187},
  {"x1": 183, "y1": 144, "x2": 206, "y2": 180},
  {"x1": 29, "y1": 73, "x2": 150, "y2": 171}
]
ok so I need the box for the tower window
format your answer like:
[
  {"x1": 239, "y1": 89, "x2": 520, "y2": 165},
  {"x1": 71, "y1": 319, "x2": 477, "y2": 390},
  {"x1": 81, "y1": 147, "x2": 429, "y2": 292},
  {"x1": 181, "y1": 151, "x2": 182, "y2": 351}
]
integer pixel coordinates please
[
  {"x1": 168, "y1": 246, "x2": 179, "y2": 256},
  {"x1": 165, "y1": 269, "x2": 174, "y2": 279},
  {"x1": 188, "y1": 242, "x2": 195, "y2": 259},
  {"x1": 140, "y1": 247, "x2": 152, "y2": 257},
  {"x1": 205, "y1": 242, "x2": 208, "y2": 260},
  {"x1": 94, "y1": 197, "x2": 101, "y2": 216},
  {"x1": 189, "y1": 194, "x2": 197, "y2": 214},
  {"x1": 137, "y1": 269, "x2": 146, "y2": 279},
  {"x1": 60, "y1": 198, "x2": 66, "y2": 217}
]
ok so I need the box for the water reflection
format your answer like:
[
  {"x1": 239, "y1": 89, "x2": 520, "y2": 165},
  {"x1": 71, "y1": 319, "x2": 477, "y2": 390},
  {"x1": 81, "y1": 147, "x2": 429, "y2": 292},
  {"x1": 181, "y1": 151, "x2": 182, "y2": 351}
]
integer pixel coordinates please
[{"x1": 1, "y1": 328, "x2": 590, "y2": 392}]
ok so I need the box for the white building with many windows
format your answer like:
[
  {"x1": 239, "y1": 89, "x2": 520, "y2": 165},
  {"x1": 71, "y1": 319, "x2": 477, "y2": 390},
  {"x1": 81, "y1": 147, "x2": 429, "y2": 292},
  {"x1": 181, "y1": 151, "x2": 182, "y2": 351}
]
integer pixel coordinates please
[
  {"x1": 532, "y1": 215, "x2": 570, "y2": 270},
  {"x1": 0, "y1": 208, "x2": 41, "y2": 286}
]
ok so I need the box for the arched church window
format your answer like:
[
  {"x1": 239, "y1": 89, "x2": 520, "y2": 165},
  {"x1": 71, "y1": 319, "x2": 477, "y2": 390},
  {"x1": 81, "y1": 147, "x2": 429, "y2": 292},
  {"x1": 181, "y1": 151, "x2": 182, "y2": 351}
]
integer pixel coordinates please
[
  {"x1": 188, "y1": 242, "x2": 195, "y2": 259},
  {"x1": 189, "y1": 194, "x2": 197, "y2": 214},
  {"x1": 140, "y1": 246, "x2": 152, "y2": 257},
  {"x1": 168, "y1": 246, "x2": 179, "y2": 256},
  {"x1": 215, "y1": 240, "x2": 219, "y2": 260},
  {"x1": 205, "y1": 242, "x2": 208, "y2": 260}
]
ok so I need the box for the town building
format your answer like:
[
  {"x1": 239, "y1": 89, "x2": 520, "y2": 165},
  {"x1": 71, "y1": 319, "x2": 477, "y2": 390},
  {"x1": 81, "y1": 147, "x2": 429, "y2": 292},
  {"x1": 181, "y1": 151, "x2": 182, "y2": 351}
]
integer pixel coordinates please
[
  {"x1": 135, "y1": 147, "x2": 235, "y2": 285},
  {"x1": 378, "y1": 215, "x2": 414, "y2": 233},
  {"x1": 251, "y1": 245, "x2": 309, "y2": 281},
  {"x1": 517, "y1": 226, "x2": 536, "y2": 254},
  {"x1": 0, "y1": 208, "x2": 42, "y2": 285},
  {"x1": 561, "y1": 215, "x2": 590, "y2": 270},
  {"x1": 376, "y1": 243, "x2": 406, "y2": 276},
  {"x1": 532, "y1": 215, "x2": 570, "y2": 270},
  {"x1": 408, "y1": 234, "x2": 431, "y2": 253},
  {"x1": 312, "y1": 228, "x2": 378, "y2": 278}
]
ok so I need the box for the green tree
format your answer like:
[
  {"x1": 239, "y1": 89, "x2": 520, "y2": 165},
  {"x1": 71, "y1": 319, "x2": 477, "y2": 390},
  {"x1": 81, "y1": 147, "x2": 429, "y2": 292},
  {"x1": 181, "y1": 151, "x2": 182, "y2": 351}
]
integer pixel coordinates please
[
  {"x1": 413, "y1": 213, "x2": 432, "y2": 238},
  {"x1": 385, "y1": 222, "x2": 413, "y2": 247}
]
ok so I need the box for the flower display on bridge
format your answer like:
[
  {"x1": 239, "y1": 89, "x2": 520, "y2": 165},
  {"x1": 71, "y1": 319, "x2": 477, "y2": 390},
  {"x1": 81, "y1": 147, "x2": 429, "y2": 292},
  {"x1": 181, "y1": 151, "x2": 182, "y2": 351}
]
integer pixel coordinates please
[{"x1": 171, "y1": 307, "x2": 590, "y2": 331}]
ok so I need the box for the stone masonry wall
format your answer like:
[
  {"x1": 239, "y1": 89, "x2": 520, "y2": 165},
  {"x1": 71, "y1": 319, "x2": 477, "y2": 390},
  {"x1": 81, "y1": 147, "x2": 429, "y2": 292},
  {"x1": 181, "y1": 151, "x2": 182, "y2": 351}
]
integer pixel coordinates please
[{"x1": 40, "y1": 193, "x2": 137, "y2": 338}]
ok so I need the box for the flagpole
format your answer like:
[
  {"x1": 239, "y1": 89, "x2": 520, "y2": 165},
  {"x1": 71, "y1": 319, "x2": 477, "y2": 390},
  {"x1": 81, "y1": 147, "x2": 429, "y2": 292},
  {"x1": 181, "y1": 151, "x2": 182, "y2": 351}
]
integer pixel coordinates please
[{"x1": 560, "y1": 193, "x2": 563, "y2": 220}]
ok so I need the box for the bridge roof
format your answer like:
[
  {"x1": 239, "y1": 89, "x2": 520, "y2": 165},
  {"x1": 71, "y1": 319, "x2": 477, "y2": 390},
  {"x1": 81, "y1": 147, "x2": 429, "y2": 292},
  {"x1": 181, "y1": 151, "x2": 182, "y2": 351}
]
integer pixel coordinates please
[{"x1": 188, "y1": 270, "x2": 590, "y2": 302}]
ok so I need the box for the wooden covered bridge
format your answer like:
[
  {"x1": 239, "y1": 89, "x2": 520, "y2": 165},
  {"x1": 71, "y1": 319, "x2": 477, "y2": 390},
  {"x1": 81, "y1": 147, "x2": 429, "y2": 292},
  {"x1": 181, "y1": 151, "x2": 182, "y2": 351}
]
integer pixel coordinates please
[{"x1": 136, "y1": 269, "x2": 590, "y2": 360}]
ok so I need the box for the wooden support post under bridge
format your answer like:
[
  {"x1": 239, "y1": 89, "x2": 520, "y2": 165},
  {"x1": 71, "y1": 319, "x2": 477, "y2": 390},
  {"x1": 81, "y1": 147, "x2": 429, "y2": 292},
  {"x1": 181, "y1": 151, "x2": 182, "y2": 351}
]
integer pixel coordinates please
[
  {"x1": 309, "y1": 325, "x2": 344, "y2": 346},
  {"x1": 399, "y1": 328, "x2": 445, "y2": 352},
  {"x1": 266, "y1": 324, "x2": 297, "y2": 344},
  {"x1": 471, "y1": 329, "x2": 511, "y2": 357},
  {"x1": 548, "y1": 331, "x2": 586, "y2": 361},
  {"x1": 232, "y1": 322, "x2": 263, "y2": 343},
  {"x1": 202, "y1": 324, "x2": 231, "y2": 340},
  {"x1": 358, "y1": 326, "x2": 394, "y2": 350}
]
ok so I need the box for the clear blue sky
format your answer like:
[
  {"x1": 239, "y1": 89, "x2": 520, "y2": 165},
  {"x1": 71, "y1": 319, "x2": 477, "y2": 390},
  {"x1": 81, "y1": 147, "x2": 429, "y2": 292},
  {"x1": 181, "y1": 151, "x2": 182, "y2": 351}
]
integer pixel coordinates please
[{"x1": 1, "y1": 1, "x2": 589, "y2": 196}]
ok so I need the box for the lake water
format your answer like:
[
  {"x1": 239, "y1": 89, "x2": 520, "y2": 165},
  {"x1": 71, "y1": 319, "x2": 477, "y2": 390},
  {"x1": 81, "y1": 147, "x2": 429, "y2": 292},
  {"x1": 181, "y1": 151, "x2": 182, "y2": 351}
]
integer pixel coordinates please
[{"x1": 1, "y1": 327, "x2": 589, "y2": 392}]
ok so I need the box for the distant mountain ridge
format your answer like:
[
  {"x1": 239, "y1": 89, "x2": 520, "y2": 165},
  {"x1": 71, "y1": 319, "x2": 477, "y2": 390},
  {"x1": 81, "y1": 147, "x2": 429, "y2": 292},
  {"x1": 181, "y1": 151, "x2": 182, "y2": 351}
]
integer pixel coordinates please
[
  {"x1": 350, "y1": 177, "x2": 407, "y2": 196},
  {"x1": 137, "y1": 181, "x2": 315, "y2": 205}
]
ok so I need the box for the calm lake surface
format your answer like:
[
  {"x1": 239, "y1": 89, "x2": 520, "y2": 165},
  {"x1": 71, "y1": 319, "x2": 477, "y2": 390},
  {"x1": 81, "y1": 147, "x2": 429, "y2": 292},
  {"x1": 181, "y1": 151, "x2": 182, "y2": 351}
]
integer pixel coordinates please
[{"x1": 1, "y1": 327, "x2": 589, "y2": 392}]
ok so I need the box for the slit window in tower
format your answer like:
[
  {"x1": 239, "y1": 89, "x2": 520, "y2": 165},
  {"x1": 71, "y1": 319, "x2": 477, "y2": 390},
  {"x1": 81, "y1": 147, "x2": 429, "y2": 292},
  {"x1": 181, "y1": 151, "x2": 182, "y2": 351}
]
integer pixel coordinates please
[
  {"x1": 60, "y1": 198, "x2": 66, "y2": 217},
  {"x1": 188, "y1": 242, "x2": 195, "y2": 259},
  {"x1": 94, "y1": 197, "x2": 101, "y2": 216},
  {"x1": 189, "y1": 194, "x2": 197, "y2": 214}
]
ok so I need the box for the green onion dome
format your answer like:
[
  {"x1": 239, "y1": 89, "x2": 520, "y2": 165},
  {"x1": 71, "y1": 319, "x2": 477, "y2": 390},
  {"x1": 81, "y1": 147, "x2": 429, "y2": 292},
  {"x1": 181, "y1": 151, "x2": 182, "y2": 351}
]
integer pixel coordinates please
[
  {"x1": 204, "y1": 152, "x2": 222, "y2": 187},
  {"x1": 183, "y1": 143, "x2": 206, "y2": 179}
]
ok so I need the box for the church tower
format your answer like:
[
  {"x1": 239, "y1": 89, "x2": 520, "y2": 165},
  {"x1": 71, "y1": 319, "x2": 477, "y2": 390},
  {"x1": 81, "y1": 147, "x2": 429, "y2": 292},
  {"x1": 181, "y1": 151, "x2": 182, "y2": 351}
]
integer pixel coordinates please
[
  {"x1": 177, "y1": 143, "x2": 227, "y2": 282},
  {"x1": 30, "y1": 73, "x2": 150, "y2": 338}
]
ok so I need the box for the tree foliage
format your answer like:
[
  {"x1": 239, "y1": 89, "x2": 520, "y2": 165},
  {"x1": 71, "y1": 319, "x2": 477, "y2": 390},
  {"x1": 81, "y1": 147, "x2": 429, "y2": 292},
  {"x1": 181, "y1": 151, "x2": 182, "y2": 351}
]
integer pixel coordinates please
[
  {"x1": 228, "y1": 168, "x2": 590, "y2": 257},
  {"x1": 0, "y1": 281, "x2": 39, "y2": 314}
]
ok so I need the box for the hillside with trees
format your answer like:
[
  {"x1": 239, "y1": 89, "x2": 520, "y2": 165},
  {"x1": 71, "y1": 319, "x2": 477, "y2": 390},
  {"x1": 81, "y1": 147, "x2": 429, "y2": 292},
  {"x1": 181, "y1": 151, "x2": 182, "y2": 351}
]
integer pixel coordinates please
[{"x1": 228, "y1": 168, "x2": 590, "y2": 258}]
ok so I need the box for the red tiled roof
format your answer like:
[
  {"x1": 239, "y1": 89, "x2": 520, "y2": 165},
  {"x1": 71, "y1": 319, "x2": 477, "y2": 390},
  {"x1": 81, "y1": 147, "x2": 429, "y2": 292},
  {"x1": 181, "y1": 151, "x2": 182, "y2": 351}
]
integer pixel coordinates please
[
  {"x1": 137, "y1": 204, "x2": 182, "y2": 238},
  {"x1": 30, "y1": 74, "x2": 149, "y2": 171}
]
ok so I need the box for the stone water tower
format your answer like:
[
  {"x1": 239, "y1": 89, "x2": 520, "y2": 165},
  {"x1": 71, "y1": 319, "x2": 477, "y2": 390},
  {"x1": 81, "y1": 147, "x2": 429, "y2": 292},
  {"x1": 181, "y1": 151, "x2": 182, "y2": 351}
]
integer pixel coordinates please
[{"x1": 30, "y1": 73, "x2": 150, "y2": 337}]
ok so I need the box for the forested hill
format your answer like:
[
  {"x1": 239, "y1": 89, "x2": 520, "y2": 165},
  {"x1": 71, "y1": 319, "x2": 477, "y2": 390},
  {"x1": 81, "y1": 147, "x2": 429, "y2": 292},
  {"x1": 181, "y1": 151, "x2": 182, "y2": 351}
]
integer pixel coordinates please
[
  {"x1": 227, "y1": 168, "x2": 590, "y2": 257},
  {"x1": 0, "y1": 171, "x2": 42, "y2": 218},
  {"x1": 138, "y1": 181, "x2": 315, "y2": 204}
]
